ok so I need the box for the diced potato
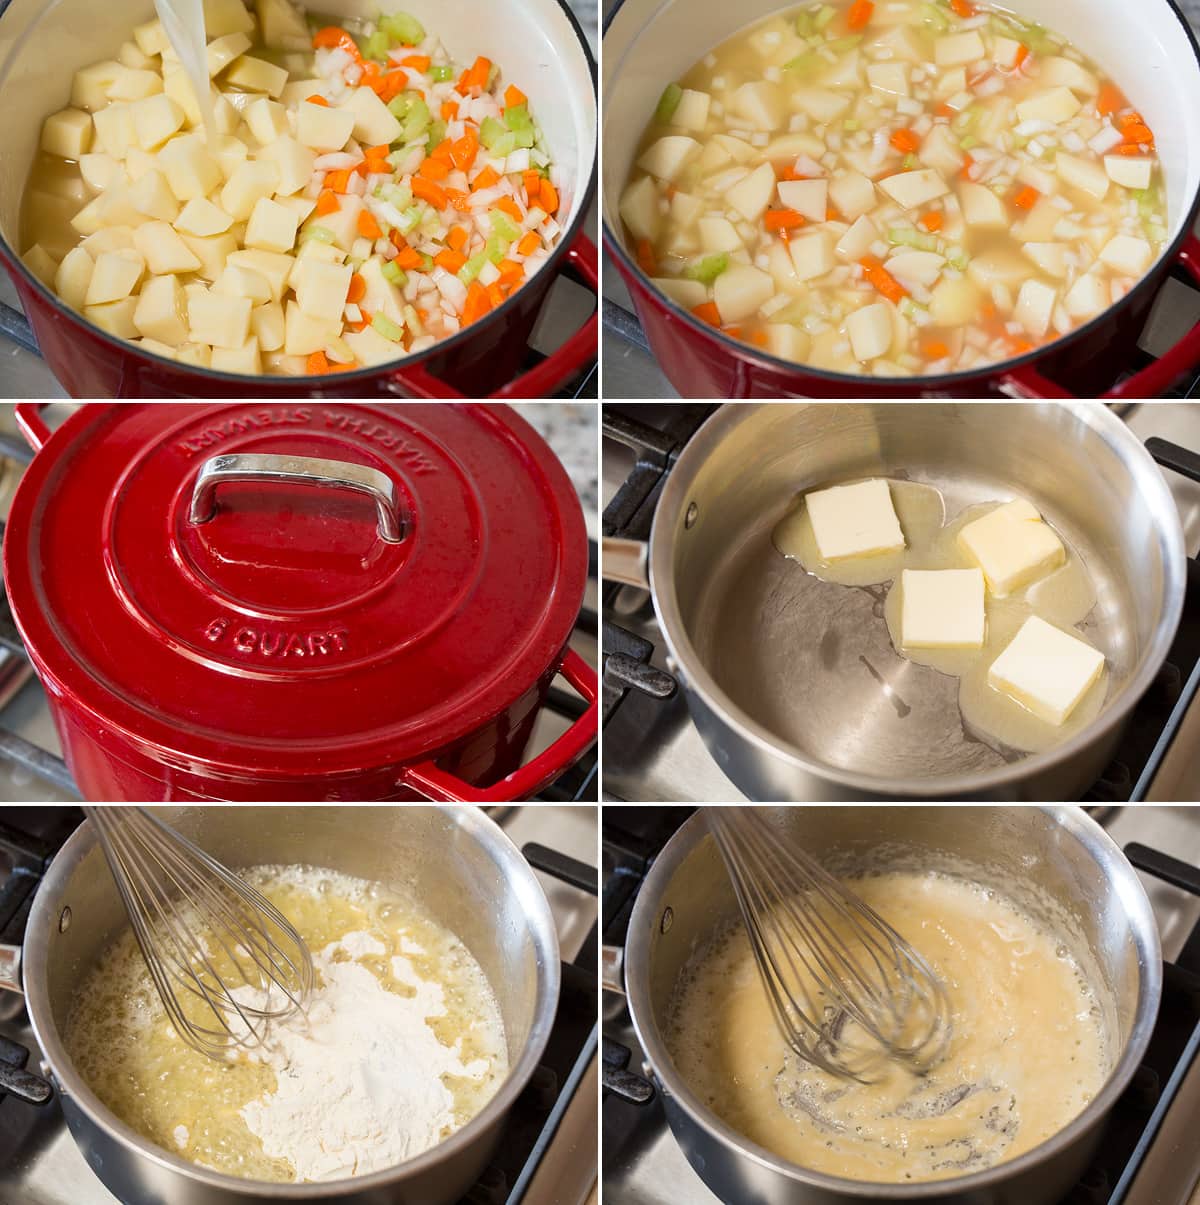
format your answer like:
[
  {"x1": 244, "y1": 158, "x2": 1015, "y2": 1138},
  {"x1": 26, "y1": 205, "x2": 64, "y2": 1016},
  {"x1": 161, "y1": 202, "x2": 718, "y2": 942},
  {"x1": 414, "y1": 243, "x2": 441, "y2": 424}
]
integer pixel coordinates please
[
  {"x1": 792, "y1": 88, "x2": 851, "y2": 123},
  {"x1": 257, "y1": 0, "x2": 311, "y2": 49},
  {"x1": 293, "y1": 260, "x2": 353, "y2": 322},
  {"x1": 698, "y1": 217, "x2": 742, "y2": 253},
  {"x1": 72, "y1": 61, "x2": 124, "y2": 111},
  {"x1": 846, "y1": 302, "x2": 893, "y2": 361},
  {"x1": 1038, "y1": 56, "x2": 1099, "y2": 96},
  {"x1": 227, "y1": 249, "x2": 294, "y2": 299},
  {"x1": 93, "y1": 104, "x2": 137, "y2": 159},
  {"x1": 304, "y1": 193, "x2": 362, "y2": 250},
  {"x1": 959, "y1": 181, "x2": 1007, "y2": 228},
  {"x1": 991, "y1": 36, "x2": 1023, "y2": 70},
  {"x1": 223, "y1": 55, "x2": 289, "y2": 98},
  {"x1": 929, "y1": 275, "x2": 981, "y2": 326},
  {"x1": 70, "y1": 196, "x2": 106, "y2": 237},
  {"x1": 711, "y1": 133, "x2": 759, "y2": 163},
  {"x1": 204, "y1": 0, "x2": 256, "y2": 36},
  {"x1": 158, "y1": 134, "x2": 222, "y2": 200},
  {"x1": 652, "y1": 277, "x2": 707, "y2": 308},
  {"x1": 1018, "y1": 196, "x2": 1064, "y2": 242},
  {"x1": 124, "y1": 148, "x2": 156, "y2": 182},
  {"x1": 211, "y1": 133, "x2": 251, "y2": 180},
  {"x1": 42, "y1": 109, "x2": 93, "y2": 159},
  {"x1": 54, "y1": 246, "x2": 94, "y2": 307},
  {"x1": 179, "y1": 231, "x2": 239, "y2": 280},
  {"x1": 1016, "y1": 87, "x2": 1081, "y2": 125},
  {"x1": 620, "y1": 177, "x2": 662, "y2": 247},
  {"x1": 669, "y1": 191, "x2": 704, "y2": 230},
  {"x1": 638, "y1": 136, "x2": 701, "y2": 184},
  {"x1": 85, "y1": 296, "x2": 140, "y2": 338},
  {"x1": 829, "y1": 172, "x2": 876, "y2": 222},
  {"x1": 886, "y1": 250, "x2": 945, "y2": 288},
  {"x1": 727, "y1": 163, "x2": 777, "y2": 223},
  {"x1": 777, "y1": 179, "x2": 828, "y2": 223},
  {"x1": 731, "y1": 81, "x2": 786, "y2": 131},
  {"x1": 697, "y1": 141, "x2": 733, "y2": 173},
  {"x1": 977, "y1": 97, "x2": 1015, "y2": 148},
  {"x1": 128, "y1": 170, "x2": 180, "y2": 222},
  {"x1": 1104, "y1": 155, "x2": 1153, "y2": 190},
  {"x1": 1016, "y1": 160, "x2": 1056, "y2": 197},
  {"x1": 1015, "y1": 279, "x2": 1057, "y2": 336},
  {"x1": 244, "y1": 196, "x2": 299, "y2": 253},
  {"x1": 133, "y1": 221, "x2": 202, "y2": 274},
  {"x1": 133, "y1": 20, "x2": 171, "y2": 56},
  {"x1": 136, "y1": 338, "x2": 177, "y2": 359},
  {"x1": 211, "y1": 336, "x2": 262, "y2": 374},
  {"x1": 280, "y1": 78, "x2": 326, "y2": 107},
  {"x1": 176, "y1": 342, "x2": 213, "y2": 367},
  {"x1": 1056, "y1": 151, "x2": 1110, "y2": 200},
  {"x1": 162, "y1": 67, "x2": 203, "y2": 127},
  {"x1": 867, "y1": 62, "x2": 909, "y2": 98},
  {"x1": 764, "y1": 323, "x2": 811, "y2": 360},
  {"x1": 212, "y1": 93, "x2": 241, "y2": 136},
  {"x1": 79, "y1": 153, "x2": 124, "y2": 194},
  {"x1": 22, "y1": 244, "x2": 58, "y2": 289},
  {"x1": 255, "y1": 135, "x2": 316, "y2": 196},
  {"x1": 341, "y1": 86, "x2": 403, "y2": 146},
  {"x1": 790, "y1": 230, "x2": 835, "y2": 281},
  {"x1": 96, "y1": 187, "x2": 142, "y2": 227},
  {"x1": 131, "y1": 94, "x2": 186, "y2": 150},
  {"x1": 764, "y1": 132, "x2": 826, "y2": 161},
  {"x1": 276, "y1": 195, "x2": 317, "y2": 225},
  {"x1": 189, "y1": 290, "x2": 252, "y2": 348},
  {"x1": 220, "y1": 160, "x2": 280, "y2": 220},
  {"x1": 1063, "y1": 271, "x2": 1109, "y2": 320},
  {"x1": 345, "y1": 324, "x2": 402, "y2": 366},
  {"x1": 1099, "y1": 234, "x2": 1153, "y2": 277},
  {"x1": 81, "y1": 227, "x2": 135, "y2": 254},
  {"x1": 250, "y1": 299, "x2": 285, "y2": 350},
  {"x1": 295, "y1": 102, "x2": 356, "y2": 152},
  {"x1": 836, "y1": 214, "x2": 878, "y2": 261},
  {"x1": 968, "y1": 249, "x2": 1034, "y2": 288},
  {"x1": 106, "y1": 67, "x2": 163, "y2": 101},
  {"x1": 920, "y1": 124, "x2": 964, "y2": 177},
  {"x1": 713, "y1": 264, "x2": 774, "y2": 323},
  {"x1": 1022, "y1": 242, "x2": 1069, "y2": 278},
  {"x1": 879, "y1": 169, "x2": 949, "y2": 210},
  {"x1": 934, "y1": 30, "x2": 986, "y2": 68},
  {"x1": 174, "y1": 198, "x2": 234, "y2": 236},
  {"x1": 133, "y1": 274, "x2": 189, "y2": 345},
  {"x1": 820, "y1": 50, "x2": 862, "y2": 89},
  {"x1": 935, "y1": 66, "x2": 967, "y2": 99},
  {"x1": 284, "y1": 300, "x2": 340, "y2": 355},
  {"x1": 244, "y1": 97, "x2": 289, "y2": 145},
  {"x1": 870, "y1": 24, "x2": 923, "y2": 63},
  {"x1": 85, "y1": 248, "x2": 145, "y2": 305},
  {"x1": 207, "y1": 33, "x2": 253, "y2": 76},
  {"x1": 673, "y1": 89, "x2": 711, "y2": 132},
  {"x1": 766, "y1": 241, "x2": 801, "y2": 293},
  {"x1": 212, "y1": 263, "x2": 273, "y2": 303}
]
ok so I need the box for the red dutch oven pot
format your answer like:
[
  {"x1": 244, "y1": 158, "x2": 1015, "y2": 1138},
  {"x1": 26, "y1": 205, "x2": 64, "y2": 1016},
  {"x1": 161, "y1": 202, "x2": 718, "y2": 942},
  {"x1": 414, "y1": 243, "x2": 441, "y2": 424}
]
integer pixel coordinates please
[
  {"x1": 603, "y1": 0, "x2": 1200, "y2": 398},
  {"x1": 0, "y1": 0, "x2": 597, "y2": 398},
  {"x1": 1, "y1": 403, "x2": 598, "y2": 801}
]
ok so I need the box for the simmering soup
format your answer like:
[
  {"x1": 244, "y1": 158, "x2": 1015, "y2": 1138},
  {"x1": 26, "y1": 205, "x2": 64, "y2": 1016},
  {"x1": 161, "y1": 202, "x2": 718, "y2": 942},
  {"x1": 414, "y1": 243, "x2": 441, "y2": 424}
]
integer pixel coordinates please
[{"x1": 619, "y1": 0, "x2": 1167, "y2": 376}]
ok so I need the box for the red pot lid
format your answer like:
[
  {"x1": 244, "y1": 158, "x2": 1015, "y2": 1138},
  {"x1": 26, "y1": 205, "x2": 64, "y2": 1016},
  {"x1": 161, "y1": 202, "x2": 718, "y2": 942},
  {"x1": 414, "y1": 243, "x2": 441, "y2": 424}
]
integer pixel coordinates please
[{"x1": 3, "y1": 403, "x2": 587, "y2": 780}]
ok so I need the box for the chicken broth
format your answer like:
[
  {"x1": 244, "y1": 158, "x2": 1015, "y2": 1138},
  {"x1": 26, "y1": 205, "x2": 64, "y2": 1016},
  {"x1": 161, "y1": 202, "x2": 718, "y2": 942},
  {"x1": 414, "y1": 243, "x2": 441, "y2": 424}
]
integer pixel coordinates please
[{"x1": 619, "y1": 0, "x2": 1167, "y2": 377}]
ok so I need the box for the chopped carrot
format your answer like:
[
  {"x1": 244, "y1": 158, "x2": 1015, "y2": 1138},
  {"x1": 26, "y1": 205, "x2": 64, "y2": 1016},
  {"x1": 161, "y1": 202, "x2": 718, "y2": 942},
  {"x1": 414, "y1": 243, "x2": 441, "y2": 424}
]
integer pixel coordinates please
[
  {"x1": 401, "y1": 55, "x2": 431, "y2": 71},
  {"x1": 428, "y1": 138, "x2": 454, "y2": 162},
  {"x1": 326, "y1": 169, "x2": 352, "y2": 194},
  {"x1": 1096, "y1": 82, "x2": 1127, "y2": 117},
  {"x1": 360, "y1": 60, "x2": 381, "y2": 86},
  {"x1": 691, "y1": 301, "x2": 722, "y2": 326},
  {"x1": 450, "y1": 129, "x2": 479, "y2": 171},
  {"x1": 389, "y1": 228, "x2": 408, "y2": 251},
  {"x1": 307, "y1": 350, "x2": 331, "y2": 374},
  {"x1": 445, "y1": 187, "x2": 471, "y2": 212},
  {"x1": 411, "y1": 176, "x2": 448, "y2": 209},
  {"x1": 723, "y1": 326, "x2": 742, "y2": 339},
  {"x1": 395, "y1": 246, "x2": 424, "y2": 270},
  {"x1": 764, "y1": 208, "x2": 806, "y2": 232},
  {"x1": 949, "y1": 0, "x2": 974, "y2": 16},
  {"x1": 357, "y1": 210, "x2": 383, "y2": 239},
  {"x1": 636, "y1": 238, "x2": 657, "y2": 275},
  {"x1": 934, "y1": 101, "x2": 955, "y2": 119},
  {"x1": 352, "y1": 306, "x2": 372, "y2": 333},
  {"x1": 920, "y1": 211, "x2": 943, "y2": 232},
  {"x1": 312, "y1": 27, "x2": 360, "y2": 60},
  {"x1": 497, "y1": 260, "x2": 525, "y2": 287},
  {"x1": 435, "y1": 248, "x2": 467, "y2": 273},
  {"x1": 1013, "y1": 185, "x2": 1040, "y2": 210},
  {"x1": 846, "y1": 0, "x2": 873, "y2": 31},
  {"x1": 517, "y1": 230, "x2": 541, "y2": 256},
  {"x1": 523, "y1": 169, "x2": 542, "y2": 200},
  {"x1": 495, "y1": 195, "x2": 524, "y2": 223},
  {"x1": 1014, "y1": 44, "x2": 1030, "y2": 70},
  {"x1": 446, "y1": 225, "x2": 468, "y2": 253},
  {"x1": 486, "y1": 282, "x2": 505, "y2": 309},
  {"x1": 306, "y1": 94, "x2": 330, "y2": 106},
  {"x1": 505, "y1": 84, "x2": 527, "y2": 108},
  {"x1": 472, "y1": 165, "x2": 501, "y2": 192},
  {"x1": 890, "y1": 128, "x2": 920, "y2": 154},
  {"x1": 461, "y1": 280, "x2": 493, "y2": 325},
  {"x1": 419, "y1": 157, "x2": 451, "y2": 181},
  {"x1": 539, "y1": 178, "x2": 559, "y2": 215},
  {"x1": 315, "y1": 189, "x2": 339, "y2": 216},
  {"x1": 346, "y1": 273, "x2": 367, "y2": 304},
  {"x1": 750, "y1": 330, "x2": 769, "y2": 348},
  {"x1": 859, "y1": 256, "x2": 908, "y2": 305},
  {"x1": 960, "y1": 153, "x2": 976, "y2": 180},
  {"x1": 775, "y1": 164, "x2": 803, "y2": 181},
  {"x1": 440, "y1": 101, "x2": 459, "y2": 121},
  {"x1": 826, "y1": 206, "x2": 839, "y2": 222},
  {"x1": 1008, "y1": 337, "x2": 1035, "y2": 355},
  {"x1": 1116, "y1": 142, "x2": 1151, "y2": 156},
  {"x1": 1121, "y1": 122, "x2": 1155, "y2": 146},
  {"x1": 922, "y1": 339, "x2": 950, "y2": 359},
  {"x1": 458, "y1": 56, "x2": 491, "y2": 96}
]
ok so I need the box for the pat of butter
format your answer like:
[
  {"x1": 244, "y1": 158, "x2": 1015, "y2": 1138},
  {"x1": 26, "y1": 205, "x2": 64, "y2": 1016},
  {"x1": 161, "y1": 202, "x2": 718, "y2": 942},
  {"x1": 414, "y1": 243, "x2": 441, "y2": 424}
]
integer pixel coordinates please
[
  {"x1": 900, "y1": 568, "x2": 985, "y2": 649},
  {"x1": 988, "y1": 615, "x2": 1105, "y2": 725},
  {"x1": 957, "y1": 498, "x2": 1065, "y2": 596},
  {"x1": 806, "y1": 478, "x2": 904, "y2": 562}
]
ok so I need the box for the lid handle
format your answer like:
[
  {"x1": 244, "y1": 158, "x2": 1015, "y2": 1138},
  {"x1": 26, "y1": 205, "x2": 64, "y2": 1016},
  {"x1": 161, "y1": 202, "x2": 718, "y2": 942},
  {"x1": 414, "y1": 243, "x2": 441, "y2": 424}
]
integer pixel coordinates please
[{"x1": 189, "y1": 454, "x2": 405, "y2": 543}]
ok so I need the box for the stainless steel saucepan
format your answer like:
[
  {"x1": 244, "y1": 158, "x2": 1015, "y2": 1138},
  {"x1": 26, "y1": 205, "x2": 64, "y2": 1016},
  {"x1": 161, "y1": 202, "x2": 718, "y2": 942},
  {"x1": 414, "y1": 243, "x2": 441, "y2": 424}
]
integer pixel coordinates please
[
  {"x1": 624, "y1": 805, "x2": 1162, "y2": 1205},
  {"x1": 604, "y1": 403, "x2": 1187, "y2": 800},
  {"x1": 2, "y1": 805, "x2": 560, "y2": 1205}
]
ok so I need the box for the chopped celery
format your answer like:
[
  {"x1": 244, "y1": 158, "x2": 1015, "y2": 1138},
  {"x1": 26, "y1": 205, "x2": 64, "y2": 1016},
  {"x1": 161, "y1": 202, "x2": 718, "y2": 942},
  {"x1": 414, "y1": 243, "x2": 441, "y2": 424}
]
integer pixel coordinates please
[
  {"x1": 814, "y1": 4, "x2": 836, "y2": 28},
  {"x1": 655, "y1": 83, "x2": 682, "y2": 123},
  {"x1": 485, "y1": 232, "x2": 508, "y2": 263},
  {"x1": 920, "y1": 3, "x2": 949, "y2": 31},
  {"x1": 898, "y1": 297, "x2": 927, "y2": 320},
  {"x1": 388, "y1": 91, "x2": 416, "y2": 119},
  {"x1": 362, "y1": 31, "x2": 390, "y2": 62},
  {"x1": 491, "y1": 210, "x2": 521, "y2": 242},
  {"x1": 420, "y1": 252, "x2": 435, "y2": 272},
  {"x1": 379, "y1": 12, "x2": 424, "y2": 46},
  {"x1": 427, "y1": 119, "x2": 446, "y2": 148},
  {"x1": 843, "y1": 119, "x2": 860, "y2": 132},
  {"x1": 480, "y1": 116, "x2": 517, "y2": 157},
  {"x1": 372, "y1": 312, "x2": 405, "y2": 341},
  {"x1": 1011, "y1": 134, "x2": 1029, "y2": 150},
  {"x1": 504, "y1": 104, "x2": 537, "y2": 150},
  {"x1": 382, "y1": 260, "x2": 408, "y2": 286},
  {"x1": 795, "y1": 8, "x2": 814, "y2": 35},
  {"x1": 400, "y1": 205, "x2": 422, "y2": 232},
  {"x1": 784, "y1": 52, "x2": 820, "y2": 74},
  {"x1": 824, "y1": 35, "x2": 862, "y2": 54},
  {"x1": 903, "y1": 153, "x2": 920, "y2": 170},
  {"x1": 684, "y1": 253, "x2": 729, "y2": 284},
  {"x1": 889, "y1": 227, "x2": 939, "y2": 252},
  {"x1": 301, "y1": 225, "x2": 335, "y2": 244},
  {"x1": 959, "y1": 134, "x2": 979, "y2": 150},
  {"x1": 431, "y1": 64, "x2": 453, "y2": 82},
  {"x1": 946, "y1": 246, "x2": 969, "y2": 271},
  {"x1": 1133, "y1": 185, "x2": 1162, "y2": 220},
  {"x1": 402, "y1": 97, "x2": 430, "y2": 142},
  {"x1": 458, "y1": 251, "x2": 489, "y2": 284}
]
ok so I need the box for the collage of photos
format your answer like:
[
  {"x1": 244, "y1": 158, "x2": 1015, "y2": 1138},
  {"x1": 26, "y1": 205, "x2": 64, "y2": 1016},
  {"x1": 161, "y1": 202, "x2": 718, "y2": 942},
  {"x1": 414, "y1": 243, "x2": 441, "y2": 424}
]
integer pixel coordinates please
[{"x1": 0, "y1": 0, "x2": 1199, "y2": 1200}]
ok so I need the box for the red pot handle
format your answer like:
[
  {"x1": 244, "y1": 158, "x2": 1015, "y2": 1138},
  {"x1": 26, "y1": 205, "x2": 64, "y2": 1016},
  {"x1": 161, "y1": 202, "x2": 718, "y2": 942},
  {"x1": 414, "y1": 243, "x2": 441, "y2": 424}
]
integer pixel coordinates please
[
  {"x1": 15, "y1": 403, "x2": 52, "y2": 452},
  {"x1": 1003, "y1": 234, "x2": 1200, "y2": 399},
  {"x1": 392, "y1": 233, "x2": 599, "y2": 400},
  {"x1": 401, "y1": 648, "x2": 598, "y2": 802}
]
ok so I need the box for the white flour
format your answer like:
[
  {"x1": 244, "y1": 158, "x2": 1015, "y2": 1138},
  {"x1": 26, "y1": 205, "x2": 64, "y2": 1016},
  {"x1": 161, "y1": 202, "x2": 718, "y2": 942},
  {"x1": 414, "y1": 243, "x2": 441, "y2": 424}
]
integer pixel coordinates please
[{"x1": 234, "y1": 932, "x2": 491, "y2": 1182}]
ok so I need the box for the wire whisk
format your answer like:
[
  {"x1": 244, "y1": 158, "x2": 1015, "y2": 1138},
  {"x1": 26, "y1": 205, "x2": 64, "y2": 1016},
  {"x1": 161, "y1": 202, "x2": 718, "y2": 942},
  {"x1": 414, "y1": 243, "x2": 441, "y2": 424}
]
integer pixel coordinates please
[
  {"x1": 708, "y1": 808, "x2": 951, "y2": 1082},
  {"x1": 85, "y1": 807, "x2": 313, "y2": 1060}
]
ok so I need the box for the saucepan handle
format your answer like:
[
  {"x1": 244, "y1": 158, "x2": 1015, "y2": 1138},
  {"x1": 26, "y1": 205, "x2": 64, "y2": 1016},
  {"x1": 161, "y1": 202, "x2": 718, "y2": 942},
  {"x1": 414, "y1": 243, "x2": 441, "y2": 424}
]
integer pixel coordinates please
[
  {"x1": 14, "y1": 403, "x2": 52, "y2": 453},
  {"x1": 1002, "y1": 234, "x2": 1200, "y2": 399},
  {"x1": 189, "y1": 453, "x2": 405, "y2": 543},
  {"x1": 0, "y1": 947, "x2": 54, "y2": 1106},
  {"x1": 602, "y1": 537, "x2": 651, "y2": 588},
  {"x1": 401, "y1": 649, "x2": 598, "y2": 802},
  {"x1": 1146, "y1": 436, "x2": 1200, "y2": 484}
]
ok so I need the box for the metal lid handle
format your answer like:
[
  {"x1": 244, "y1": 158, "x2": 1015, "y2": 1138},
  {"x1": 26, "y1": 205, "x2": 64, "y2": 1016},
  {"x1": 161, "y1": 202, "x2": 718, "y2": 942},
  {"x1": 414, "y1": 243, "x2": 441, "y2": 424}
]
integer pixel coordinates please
[{"x1": 189, "y1": 454, "x2": 405, "y2": 543}]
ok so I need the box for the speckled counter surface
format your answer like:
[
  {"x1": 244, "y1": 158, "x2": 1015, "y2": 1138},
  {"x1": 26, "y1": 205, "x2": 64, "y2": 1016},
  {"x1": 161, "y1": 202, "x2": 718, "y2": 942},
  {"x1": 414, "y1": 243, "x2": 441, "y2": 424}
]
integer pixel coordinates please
[{"x1": 512, "y1": 402, "x2": 598, "y2": 539}]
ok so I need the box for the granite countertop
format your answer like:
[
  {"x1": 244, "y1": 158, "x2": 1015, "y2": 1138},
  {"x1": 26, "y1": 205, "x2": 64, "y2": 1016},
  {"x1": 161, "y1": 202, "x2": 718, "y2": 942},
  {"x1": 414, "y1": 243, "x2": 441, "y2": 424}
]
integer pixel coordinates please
[{"x1": 512, "y1": 402, "x2": 598, "y2": 540}]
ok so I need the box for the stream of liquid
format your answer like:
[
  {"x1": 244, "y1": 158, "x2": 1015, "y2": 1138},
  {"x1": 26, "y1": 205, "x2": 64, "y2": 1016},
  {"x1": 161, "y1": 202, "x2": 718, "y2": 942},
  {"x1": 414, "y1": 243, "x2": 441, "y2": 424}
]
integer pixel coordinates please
[
  {"x1": 772, "y1": 479, "x2": 1108, "y2": 754},
  {"x1": 154, "y1": 0, "x2": 216, "y2": 135}
]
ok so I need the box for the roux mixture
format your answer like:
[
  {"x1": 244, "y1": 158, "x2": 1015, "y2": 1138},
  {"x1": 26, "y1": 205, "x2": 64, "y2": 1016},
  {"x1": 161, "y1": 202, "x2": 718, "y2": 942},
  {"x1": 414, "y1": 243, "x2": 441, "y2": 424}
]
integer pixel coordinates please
[
  {"x1": 665, "y1": 870, "x2": 1110, "y2": 1182},
  {"x1": 773, "y1": 478, "x2": 1108, "y2": 752}
]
